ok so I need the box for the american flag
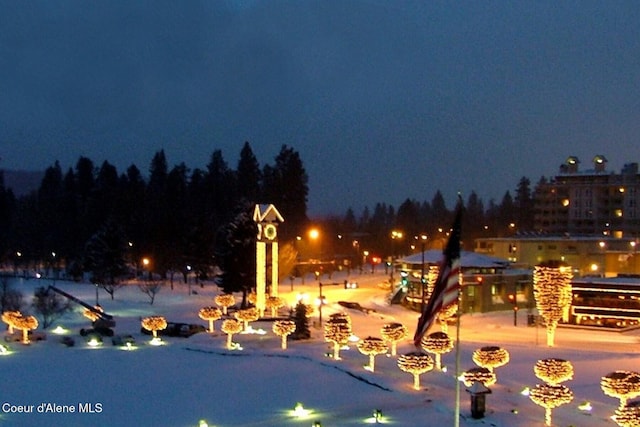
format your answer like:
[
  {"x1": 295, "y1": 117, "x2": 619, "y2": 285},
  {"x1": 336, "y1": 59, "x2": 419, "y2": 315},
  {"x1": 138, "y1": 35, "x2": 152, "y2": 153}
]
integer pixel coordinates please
[{"x1": 413, "y1": 203, "x2": 463, "y2": 347}]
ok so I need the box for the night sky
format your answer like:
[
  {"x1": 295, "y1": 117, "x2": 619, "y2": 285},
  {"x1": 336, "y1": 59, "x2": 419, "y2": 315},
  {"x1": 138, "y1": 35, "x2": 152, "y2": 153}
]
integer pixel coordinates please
[{"x1": 1, "y1": 1, "x2": 639, "y2": 216}]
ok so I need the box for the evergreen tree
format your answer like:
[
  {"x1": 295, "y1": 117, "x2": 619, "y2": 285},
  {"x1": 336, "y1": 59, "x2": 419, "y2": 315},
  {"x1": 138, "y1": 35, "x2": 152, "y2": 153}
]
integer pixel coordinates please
[
  {"x1": 431, "y1": 190, "x2": 450, "y2": 232},
  {"x1": 0, "y1": 171, "x2": 15, "y2": 261},
  {"x1": 213, "y1": 202, "x2": 257, "y2": 307},
  {"x1": 206, "y1": 150, "x2": 236, "y2": 230},
  {"x1": 290, "y1": 300, "x2": 311, "y2": 340},
  {"x1": 83, "y1": 218, "x2": 129, "y2": 300},
  {"x1": 262, "y1": 145, "x2": 308, "y2": 240},
  {"x1": 396, "y1": 198, "x2": 420, "y2": 240},
  {"x1": 144, "y1": 150, "x2": 171, "y2": 276},
  {"x1": 515, "y1": 176, "x2": 534, "y2": 231},
  {"x1": 465, "y1": 191, "x2": 485, "y2": 242},
  {"x1": 236, "y1": 141, "x2": 262, "y2": 203}
]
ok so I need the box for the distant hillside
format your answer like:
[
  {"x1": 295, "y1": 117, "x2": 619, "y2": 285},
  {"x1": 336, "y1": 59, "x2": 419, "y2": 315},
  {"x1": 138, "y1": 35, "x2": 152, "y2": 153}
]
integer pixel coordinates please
[{"x1": 2, "y1": 170, "x2": 43, "y2": 196}]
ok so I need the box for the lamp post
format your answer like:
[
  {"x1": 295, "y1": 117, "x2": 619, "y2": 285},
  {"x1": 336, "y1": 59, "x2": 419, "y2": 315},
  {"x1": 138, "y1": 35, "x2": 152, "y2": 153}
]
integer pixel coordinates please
[
  {"x1": 418, "y1": 234, "x2": 428, "y2": 312},
  {"x1": 391, "y1": 230, "x2": 404, "y2": 283},
  {"x1": 142, "y1": 257, "x2": 151, "y2": 282}
]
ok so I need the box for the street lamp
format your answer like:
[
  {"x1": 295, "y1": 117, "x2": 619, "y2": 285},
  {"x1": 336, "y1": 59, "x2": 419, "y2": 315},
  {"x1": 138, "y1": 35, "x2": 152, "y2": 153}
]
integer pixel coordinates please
[
  {"x1": 418, "y1": 234, "x2": 428, "y2": 312},
  {"x1": 391, "y1": 230, "x2": 404, "y2": 258},
  {"x1": 142, "y1": 257, "x2": 151, "y2": 281}
]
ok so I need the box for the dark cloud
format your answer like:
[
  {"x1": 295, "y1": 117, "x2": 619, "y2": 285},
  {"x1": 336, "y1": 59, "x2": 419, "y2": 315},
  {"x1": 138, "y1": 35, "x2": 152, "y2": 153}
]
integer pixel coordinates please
[{"x1": 1, "y1": 1, "x2": 639, "y2": 215}]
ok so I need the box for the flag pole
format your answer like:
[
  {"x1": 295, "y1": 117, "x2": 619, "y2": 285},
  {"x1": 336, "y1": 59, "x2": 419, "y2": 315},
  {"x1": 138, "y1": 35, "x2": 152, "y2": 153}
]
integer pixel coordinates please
[
  {"x1": 454, "y1": 194, "x2": 463, "y2": 427},
  {"x1": 453, "y1": 287, "x2": 462, "y2": 427}
]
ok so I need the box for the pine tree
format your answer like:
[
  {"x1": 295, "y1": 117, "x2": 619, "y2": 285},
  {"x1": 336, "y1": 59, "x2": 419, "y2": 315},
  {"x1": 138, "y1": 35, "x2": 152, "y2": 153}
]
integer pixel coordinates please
[
  {"x1": 213, "y1": 202, "x2": 257, "y2": 307},
  {"x1": 290, "y1": 300, "x2": 311, "y2": 340}
]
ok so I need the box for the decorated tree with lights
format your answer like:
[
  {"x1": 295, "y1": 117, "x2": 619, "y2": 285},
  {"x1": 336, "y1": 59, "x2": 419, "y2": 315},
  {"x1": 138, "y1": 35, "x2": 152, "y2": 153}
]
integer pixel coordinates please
[
  {"x1": 472, "y1": 346, "x2": 510, "y2": 382},
  {"x1": 533, "y1": 261, "x2": 573, "y2": 347},
  {"x1": 462, "y1": 367, "x2": 496, "y2": 388},
  {"x1": 380, "y1": 322, "x2": 408, "y2": 356},
  {"x1": 534, "y1": 358, "x2": 574, "y2": 386},
  {"x1": 397, "y1": 351, "x2": 434, "y2": 390},
  {"x1": 602, "y1": 371, "x2": 640, "y2": 410},
  {"x1": 14, "y1": 315, "x2": 38, "y2": 344},
  {"x1": 82, "y1": 306, "x2": 104, "y2": 323},
  {"x1": 357, "y1": 337, "x2": 388, "y2": 372},
  {"x1": 420, "y1": 331, "x2": 453, "y2": 370},
  {"x1": 265, "y1": 296, "x2": 284, "y2": 317},
  {"x1": 234, "y1": 307, "x2": 260, "y2": 331},
  {"x1": 198, "y1": 307, "x2": 222, "y2": 332},
  {"x1": 614, "y1": 400, "x2": 640, "y2": 427},
  {"x1": 221, "y1": 318, "x2": 243, "y2": 350},
  {"x1": 324, "y1": 313, "x2": 352, "y2": 360},
  {"x1": 2, "y1": 310, "x2": 21, "y2": 334},
  {"x1": 215, "y1": 294, "x2": 235, "y2": 315},
  {"x1": 141, "y1": 316, "x2": 167, "y2": 338},
  {"x1": 437, "y1": 302, "x2": 458, "y2": 335},
  {"x1": 272, "y1": 320, "x2": 296, "y2": 350},
  {"x1": 529, "y1": 383, "x2": 573, "y2": 426}
]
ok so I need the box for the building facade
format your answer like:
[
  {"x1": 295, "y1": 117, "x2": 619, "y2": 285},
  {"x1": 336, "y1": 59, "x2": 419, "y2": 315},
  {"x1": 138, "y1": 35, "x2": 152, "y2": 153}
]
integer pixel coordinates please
[
  {"x1": 534, "y1": 156, "x2": 640, "y2": 237},
  {"x1": 475, "y1": 235, "x2": 640, "y2": 277},
  {"x1": 568, "y1": 276, "x2": 640, "y2": 329},
  {"x1": 394, "y1": 250, "x2": 533, "y2": 315}
]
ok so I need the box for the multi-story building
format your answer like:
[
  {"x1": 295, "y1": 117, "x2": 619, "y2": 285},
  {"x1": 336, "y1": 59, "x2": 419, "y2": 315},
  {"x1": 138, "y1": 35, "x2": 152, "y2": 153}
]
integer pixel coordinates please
[
  {"x1": 474, "y1": 235, "x2": 640, "y2": 277},
  {"x1": 534, "y1": 155, "x2": 640, "y2": 237}
]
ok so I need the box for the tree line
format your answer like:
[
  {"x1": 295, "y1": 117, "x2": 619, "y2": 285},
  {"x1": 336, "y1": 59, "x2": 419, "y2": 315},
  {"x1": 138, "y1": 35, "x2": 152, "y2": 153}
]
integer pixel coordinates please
[
  {"x1": 0, "y1": 142, "x2": 309, "y2": 285},
  {"x1": 0, "y1": 141, "x2": 535, "y2": 291}
]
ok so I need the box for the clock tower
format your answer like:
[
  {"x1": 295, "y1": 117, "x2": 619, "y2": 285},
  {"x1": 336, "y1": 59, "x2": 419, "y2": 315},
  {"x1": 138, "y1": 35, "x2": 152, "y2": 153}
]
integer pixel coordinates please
[{"x1": 253, "y1": 204, "x2": 284, "y2": 316}]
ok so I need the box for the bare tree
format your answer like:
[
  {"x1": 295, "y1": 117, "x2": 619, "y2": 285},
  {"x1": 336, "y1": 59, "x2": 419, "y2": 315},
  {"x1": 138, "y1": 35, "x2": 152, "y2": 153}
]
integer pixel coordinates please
[
  {"x1": 0, "y1": 276, "x2": 23, "y2": 312},
  {"x1": 139, "y1": 281, "x2": 162, "y2": 305},
  {"x1": 31, "y1": 287, "x2": 71, "y2": 329}
]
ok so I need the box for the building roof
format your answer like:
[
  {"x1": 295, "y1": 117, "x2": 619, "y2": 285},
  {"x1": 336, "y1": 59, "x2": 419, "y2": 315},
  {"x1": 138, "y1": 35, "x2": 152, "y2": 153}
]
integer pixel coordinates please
[
  {"x1": 573, "y1": 276, "x2": 640, "y2": 287},
  {"x1": 398, "y1": 250, "x2": 510, "y2": 269}
]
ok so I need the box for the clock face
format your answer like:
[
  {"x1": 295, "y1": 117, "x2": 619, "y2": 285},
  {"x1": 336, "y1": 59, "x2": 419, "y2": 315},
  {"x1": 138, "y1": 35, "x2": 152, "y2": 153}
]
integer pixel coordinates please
[{"x1": 263, "y1": 223, "x2": 277, "y2": 240}]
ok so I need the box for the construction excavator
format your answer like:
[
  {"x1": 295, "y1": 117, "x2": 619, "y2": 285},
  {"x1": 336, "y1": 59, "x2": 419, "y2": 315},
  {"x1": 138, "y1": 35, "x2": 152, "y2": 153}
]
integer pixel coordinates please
[{"x1": 47, "y1": 285, "x2": 116, "y2": 336}]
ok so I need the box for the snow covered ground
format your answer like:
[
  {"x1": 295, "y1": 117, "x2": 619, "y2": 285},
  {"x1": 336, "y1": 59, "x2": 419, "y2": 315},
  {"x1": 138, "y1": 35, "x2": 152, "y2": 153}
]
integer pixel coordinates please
[{"x1": 1, "y1": 272, "x2": 639, "y2": 427}]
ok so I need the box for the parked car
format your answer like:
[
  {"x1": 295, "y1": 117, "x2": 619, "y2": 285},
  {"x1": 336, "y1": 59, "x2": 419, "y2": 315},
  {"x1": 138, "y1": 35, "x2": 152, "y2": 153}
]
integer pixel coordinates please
[
  {"x1": 140, "y1": 322, "x2": 206, "y2": 338},
  {"x1": 60, "y1": 336, "x2": 75, "y2": 347},
  {"x1": 112, "y1": 334, "x2": 135, "y2": 346},
  {"x1": 80, "y1": 326, "x2": 114, "y2": 337}
]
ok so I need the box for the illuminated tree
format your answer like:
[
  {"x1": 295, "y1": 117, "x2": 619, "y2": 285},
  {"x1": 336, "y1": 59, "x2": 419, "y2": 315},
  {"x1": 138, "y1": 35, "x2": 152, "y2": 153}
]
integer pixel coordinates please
[
  {"x1": 420, "y1": 331, "x2": 453, "y2": 370},
  {"x1": 533, "y1": 261, "x2": 572, "y2": 347},
  {"x1": 421, "y1": 265, "x2": 457, "y2": 334},
  {"x1": 324, "y1": 313, "x2": 352, "y2": 360},
  {"x1": 2, "y1": 310, "x2": 21, "y2": 334},
  {"x1": 462, "y1": 367, "x2": 496, "y2": 388},
  {"x1": 357, "y1": 337, "x2": 388, "y2": 372},
  {"x1": 534, "y1": 358, "x2": 574, "y2": 386},
  {"x1": 397, "y1": 351, "x2": 434, "y2": 390},
  {"x1": 198, "y1": 307, "x2": 222, "y2": 332},
  {"x1": 272, "y1": 320, "x2": 296, "y2": 350},
  {"x1": 221, "y1": 318, "x2": 243, "y2": 350},
  {"x1": 234, "y1": 307, "x2": 260, "y2": 331},
  {"x1": 14, "y1": 315, "x2": 38, "y2": 344},
  {"x1": 437, "y1": 303, "x2": 458, "y2": 335},
  {"x1": 472, "y1": 346, "x2": 510, "y2": 379},
  {"x1": 529, "y1": 383, "x2": 573, "y2": 426},
  {"x1": 265, "y1": 296, "x2": 284, "y2": 317},
  {"x1": 247, "y1": 292, "x2": 256, "y2": 306},
  {"x1": 215, "y1": 294, "x2": 235, "y2": 315},
  {"x1": 82, "y1": 306, "x2": 104, "y2": 323},
  {"x1": 141, "y1": 316, "x2": 167, "y2": 338},
  {"x1": 602, "y1": 371, "x2": 640, "y2": 409},
  {"x1": 614, "y1": 400, "x2": 640, "y2": 427},
  {"x1": 380, "y1": 322, "x2": 408, "y2": 356}
]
